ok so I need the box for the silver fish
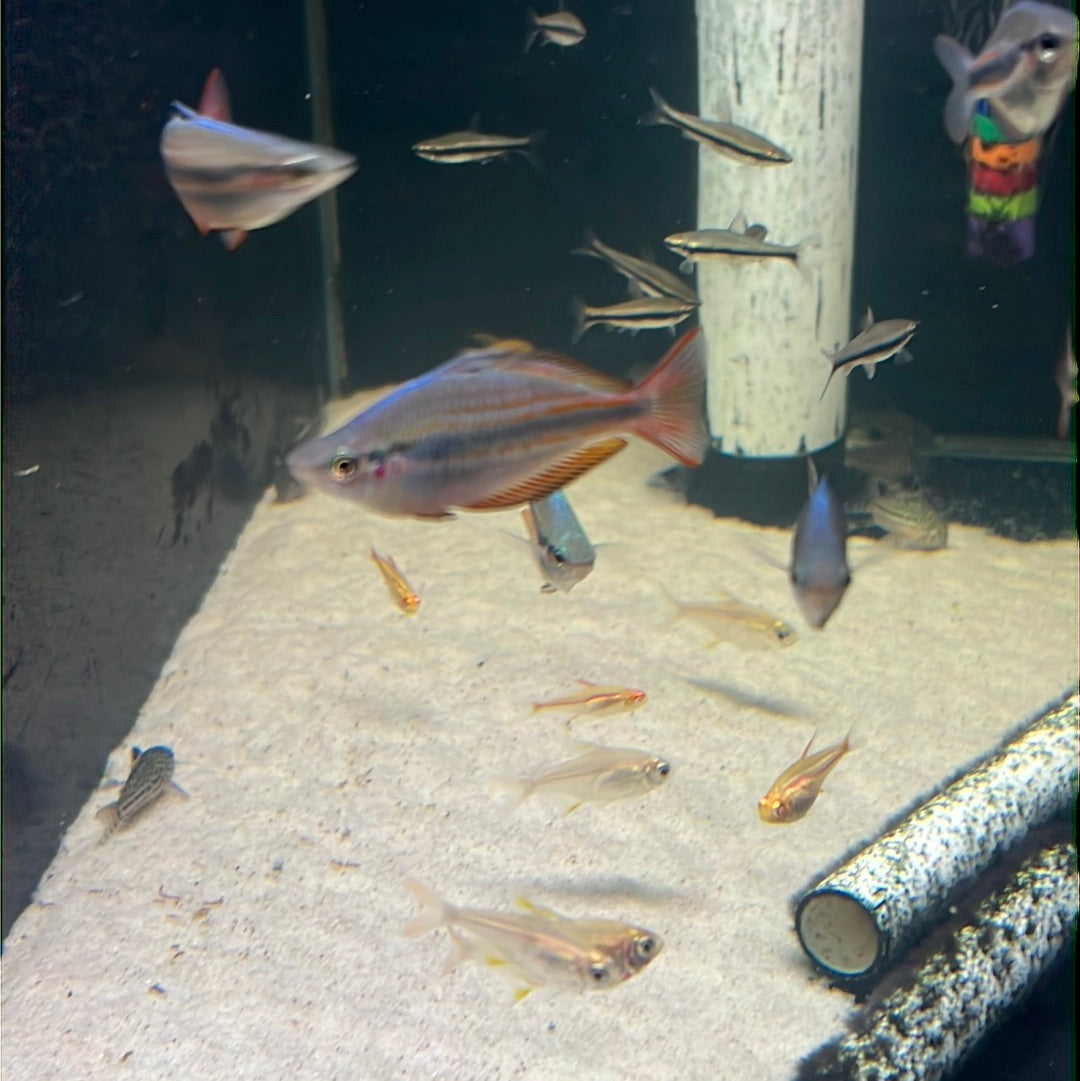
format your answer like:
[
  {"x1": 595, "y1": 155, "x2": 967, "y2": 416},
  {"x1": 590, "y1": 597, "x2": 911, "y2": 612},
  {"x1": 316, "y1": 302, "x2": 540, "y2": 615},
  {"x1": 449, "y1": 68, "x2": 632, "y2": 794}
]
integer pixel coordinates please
[
  {"x1": 571, "y1": 296, "x2": 697, "y2": 343},
  {"x1": 160, "y1": 69, "x2": 356, "y2": 251},
  {"x1": 934, "y1": 2, "x2": 1078, "y2": 143},
  {"x1": 573, "y1": 228, "x2": 701, "y2": 306},
  {"x1": 664, "y1": 212, "x2": 804, "y2": 275},
  {"x1": 285, "y1": 330, "x2": 708, "y2": 519},
  {"x1": 405, "y1": 879, "x2": 662, "y2": 998},
  {"x1": 503, "y1": 743, "x2": 671, "y2": 812},
  {"x1": 868, "y1": 479, "x2": 948, "y2": 551},
  {"x1": 638, "y1": 87, "x2": 792, "y2": 165},
  {"x1": 790, "y1": 459, "x2": 850, "y2": 629},
  {"x1": 521, "y1": 490, "x2": 596, "y2": 593},
  {"x1": 663, "y1": 586, "x2": 798, "y2": 651},
  {"x1": 1054, "y1": 322, "x2": 1077, "y2": 440},
  {"x1": 526, "y1": 4, "x2": 586, "y2": 51},
  {"x1": 96, "y1": 745, "x2": 183, "y2": 841},
  {"x1": 412, "y1": 118, "x2": 544, "y2": 167},
  {"x1": 819, "y1": 307, "x2": 919, "y2": 400}
]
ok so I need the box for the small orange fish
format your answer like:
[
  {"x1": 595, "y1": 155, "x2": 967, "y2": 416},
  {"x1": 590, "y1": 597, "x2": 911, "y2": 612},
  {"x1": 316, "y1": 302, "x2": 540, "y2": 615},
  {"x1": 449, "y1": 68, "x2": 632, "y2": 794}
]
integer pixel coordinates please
[
  {"x1": 758, "y1": 733, "x2": 851, "y2": 824},
  {"x1": 532, "y1": 681, "x2": 647, "y2": 720},
  {"x1": 370, "y1": 548, "x2": 420, "y2": 614}
]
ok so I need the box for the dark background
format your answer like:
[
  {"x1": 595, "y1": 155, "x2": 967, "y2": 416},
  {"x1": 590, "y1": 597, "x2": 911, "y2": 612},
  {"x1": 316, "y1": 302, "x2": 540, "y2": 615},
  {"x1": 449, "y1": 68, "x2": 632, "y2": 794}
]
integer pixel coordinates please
[{"x1": 2, "y1": 1, "x2": 1074, "y2": 1076}]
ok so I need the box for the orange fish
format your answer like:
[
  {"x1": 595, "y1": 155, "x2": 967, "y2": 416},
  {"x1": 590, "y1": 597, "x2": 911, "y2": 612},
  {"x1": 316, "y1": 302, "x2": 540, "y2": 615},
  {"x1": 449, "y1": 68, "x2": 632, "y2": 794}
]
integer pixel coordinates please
[
  {"x1": 370, "y1": 549, "x2": 420, "y2": 614},
  {"x1": 758, "y1": 733, "x2": 851, "y2": 824},
  {"x1": 532, "y1": 681, "x2": 647, "y2": 720}
]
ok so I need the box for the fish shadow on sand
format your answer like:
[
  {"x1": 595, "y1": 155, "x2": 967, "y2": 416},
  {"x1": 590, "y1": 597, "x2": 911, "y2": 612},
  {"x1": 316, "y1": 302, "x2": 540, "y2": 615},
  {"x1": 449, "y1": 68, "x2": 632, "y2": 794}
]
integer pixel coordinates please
[
  {"x1": 523, "y1": 875, "x2": 684, "y2": 905},
  {"x1": 682, "y1": 676, "x2": 810, "y2": 720}
]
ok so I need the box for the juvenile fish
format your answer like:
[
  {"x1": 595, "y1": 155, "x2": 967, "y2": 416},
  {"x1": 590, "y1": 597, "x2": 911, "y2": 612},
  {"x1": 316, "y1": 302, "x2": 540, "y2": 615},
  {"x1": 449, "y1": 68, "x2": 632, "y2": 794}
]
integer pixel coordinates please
[
  {"x1": 526, "y1": 4, "x2": 586, "y2": 51},
  {"x1": 638, "y1": 87, "x2": 792, "y2": 165},
  {"x1": 370, "y1": 548, "x2": 421, "y2": 613},
  {"x1": 405, "y1": 879, "x2": 662, "y2": 998},
  {"x1": 820, "y1": 308, "x2": 918, "y2": 400},
  {"x1": 521, "y1": 490, "x2": 596, "y2": 593},
  {"x1": 533, "y1": 680, "x2": 647, "y2": 719},
  {"x1": 758, "y1": 733, "x2": 851, "y2": 824},
  {"x1": 664, "y1": 212, "x2": 805, "y2": 275},
  {"x1": 790, "y1": 458, "x2": 851, "y2": 629},
  {"x1": 412, "y1": 119, "x2": 544, "y2": 168},
  {"x1": 868, "y1": 481, "x2": 948, "y2": 550},
  {"x1": 933, "y1": 2, "x2": 1078, "y2": 143},
  {"x1": 504, "y1": 743, "x2": 671, "y2": 812},
  {"x1": 571, "y1": 296, "x2": 697, "y2": 343},
  {"x1": 573, "y1": 228, "x2": 701, "y2": 307},
  {"x1": 285, "y1": 329, "x2": 708, "y2": 519},
  {"x1": 96, "y1": 746, "x2": 183, "y2": 841},
  {"x1": 663, "y1": 586, "x2": 797, "y2": 651}
]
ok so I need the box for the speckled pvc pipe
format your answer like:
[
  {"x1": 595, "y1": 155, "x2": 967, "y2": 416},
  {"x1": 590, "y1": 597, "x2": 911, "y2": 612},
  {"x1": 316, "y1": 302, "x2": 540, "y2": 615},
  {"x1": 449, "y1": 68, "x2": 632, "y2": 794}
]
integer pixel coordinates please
[
  {"x1": 794, "y1": 691, "x2": 1078, "y2": 985},
  {"x1": 797, "y1": 841, "x2": 1078, "y2": 1081}
]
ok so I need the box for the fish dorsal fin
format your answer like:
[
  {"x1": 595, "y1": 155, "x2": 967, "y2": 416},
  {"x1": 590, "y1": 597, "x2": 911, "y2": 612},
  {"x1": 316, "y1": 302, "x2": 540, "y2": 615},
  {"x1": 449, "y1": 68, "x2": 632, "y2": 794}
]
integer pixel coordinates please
[
  {"x1": 729, "y1": 210, "x2": 749, "y2": 234},
  {"x1": 515, "y1": 896, "x2": 562, "y2": 920},
  {"x1": 433, "y1": 348, "x2": 630, "y2": 392},
  {"x1": 468, "y1": 111, "x2": 482, "y2": 131},
  {"x1": 197, "y1": 68, "x2": 232, "y2": 122},
  {"x1": 799, "y1": 732, "x2": 817, "y2": 759},
  {"x1": 805, "y1": 455, "x2": 820, "y2": 495},
  {"x1": 462, "y1": 438, "x2": 628, "y2": 511},
  {"x1": 862, "y1": 307, "x2": 875, "y2": 331}
]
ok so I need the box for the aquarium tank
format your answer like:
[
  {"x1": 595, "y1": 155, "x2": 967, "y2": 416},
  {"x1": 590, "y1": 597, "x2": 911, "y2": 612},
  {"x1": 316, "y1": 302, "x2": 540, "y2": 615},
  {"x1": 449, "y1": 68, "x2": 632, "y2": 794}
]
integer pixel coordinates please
[{"x1": 3, "y1": 1, "x2": 1075, "y2": 1079}]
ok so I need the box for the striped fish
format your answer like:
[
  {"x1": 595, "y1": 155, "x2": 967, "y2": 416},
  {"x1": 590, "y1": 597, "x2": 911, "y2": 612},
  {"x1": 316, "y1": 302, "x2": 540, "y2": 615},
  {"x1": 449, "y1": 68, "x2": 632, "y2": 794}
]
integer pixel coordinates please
[
  {"x1": 412, "y1": 118, "x2": 544, "y2": 167},
  {"x1": 571, "y1": 296, "x2": 697, "y2": 343},
  {"x1": 525, "y1": 4, "x2": 587, "y2": 51},
  {"x1": 573, "y1": 228, "x2": 700, "y2": 307},
  {"x1": 664, "y1": 212, "x2": 804, "y2": 274},
  {"x1": 819, "y1": 308, "x2": 918, "y2": 400},
  {"x1": 638, "y1": 88, "x2": 792, "y2": 166},
  {"x1": 160, "y1": 69, "x2": 356, "y2": 251},
  {"x1": 96, "y1": 746, "x2": 183, "y2": 842},
  {"x1": 285, "y1": 329, "x2": 708, "y2": 519}
]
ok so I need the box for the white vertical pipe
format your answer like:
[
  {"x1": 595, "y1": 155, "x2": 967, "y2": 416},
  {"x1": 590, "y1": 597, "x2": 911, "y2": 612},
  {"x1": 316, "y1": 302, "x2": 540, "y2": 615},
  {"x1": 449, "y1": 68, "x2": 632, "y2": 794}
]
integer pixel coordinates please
[{"x1": 696, "y1": 1, "x2": 862, "y2": 457}]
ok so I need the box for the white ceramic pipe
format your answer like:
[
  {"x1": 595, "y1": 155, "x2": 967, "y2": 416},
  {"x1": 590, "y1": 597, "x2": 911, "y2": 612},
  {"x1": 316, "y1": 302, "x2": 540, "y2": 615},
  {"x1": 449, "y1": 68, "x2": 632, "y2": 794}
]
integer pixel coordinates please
[{"x1": 696, "y1": 1, "x2": 862, "y2": 456}]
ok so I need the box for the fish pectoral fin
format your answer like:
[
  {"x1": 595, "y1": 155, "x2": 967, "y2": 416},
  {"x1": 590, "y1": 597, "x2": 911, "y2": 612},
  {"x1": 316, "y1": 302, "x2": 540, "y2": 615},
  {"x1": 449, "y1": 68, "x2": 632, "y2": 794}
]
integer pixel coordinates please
[
  {"x1": 169, "y1": 781, "x2": 191, "y2": 801},
  {"x1": 513, "y1": 985, "x2": 535, "y2": 1002},
  {"x1": 461, "y1": 439, "x2": 628, "y2": 511}
]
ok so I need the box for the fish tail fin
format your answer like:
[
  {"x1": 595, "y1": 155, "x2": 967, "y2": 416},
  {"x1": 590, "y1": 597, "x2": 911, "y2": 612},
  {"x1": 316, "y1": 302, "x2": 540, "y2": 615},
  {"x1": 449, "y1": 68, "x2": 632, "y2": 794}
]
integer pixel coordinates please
[
  {"x1": 220, "y1": 229, "x2": 247, "y2": 252},
  {"x1": 524, "y1": 9, "x2": 542, "y2": 53},
  {"x1": 656, "y1": 582, "x2": 684, "y2": 627},
  {"x1": 932, "y1": 34, "x2": 975, "y2": 144},
  {"x1": 95, "y1": 802, "x2": 120, "y2": 843},
  {"x1": 570, "y1": 298, "x2": 589, "y2": 344},
  {"x1": 492, "y1": 775, "x2": 531, "y2": 814},
  {"x1": 404, "y1": 878, "x2": 449, "y2": 938},
  {"x1": 630, "y1": 328, "x2": 709, "y2": 466},
  {"x1": 638, "y1": 87, "x2": 668, "y2": 128},
  {"x1": 571, "y1": 226, "x2": 602, "y2": 261},
  {"x1": 197, "y1": 68, "x2": 232, "y2": 122}
]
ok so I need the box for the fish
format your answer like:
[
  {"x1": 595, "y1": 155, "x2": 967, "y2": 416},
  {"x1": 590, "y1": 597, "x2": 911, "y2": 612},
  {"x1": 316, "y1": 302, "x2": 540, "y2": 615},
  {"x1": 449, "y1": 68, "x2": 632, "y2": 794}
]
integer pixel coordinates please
[
  {"x1": 572, "y1": 228, "x2": 701, "y2": 307},
  {"x1": 502, "y1": 743, "x2": 671, "y2": 812},
  {"x1": 664, "y1": 212, "x2": 805, "y2": 276},
  {"x1": 160, "y1": 69, "x2": 357, "y2": 251},
  {"x1": 412, "y1": 116, "x2": 544, "y2": 168},
  {"x1": 96, "y1": 745, "x2": 186, "y2": 841},
  {"x1": 521, "y1": 490, "x2": 596, "y2": 593},
  {"x1": 758, "y1": 732, "x2": 851, "y2": 824},
  {"x1": 638, "y1": 87, "x2": 792, "y2": 165},
  {"x1": 933, "y1": 2, "x2": 1079, "y2": 143},
  {"x1": 819, "y1": 308, "x2": 919, "y2": 400},
  {"x1": 370, "y1": 548, "x2": 421, "y2": 613},
  {"x1": 570, "y1": 296, "x2": 697, "y2": 343},
  {"x1": 525, "y1": 3, "x2": 587, "y2": 51},
  {"x1": 532, "y1": 680, "x2": 647, "y2": 719},
  {"x1": 662, "y1": 586, "x2": 797, "y2": 651},
  {"x1": 405, "y1": 879, "x2": 662, "y2": 998},
  {"x1": 1054, "y1": 322, "x2": 1077, "y2": 440},
  {"x1": 868, "y1": 479, "x2": 948, "y2": 551},
  {"x1": 285, "y1": 329, "x2": 708, "y2": 519},
  {"x1": 790, "y1": 458, "x2": 851, "y2": 629}
]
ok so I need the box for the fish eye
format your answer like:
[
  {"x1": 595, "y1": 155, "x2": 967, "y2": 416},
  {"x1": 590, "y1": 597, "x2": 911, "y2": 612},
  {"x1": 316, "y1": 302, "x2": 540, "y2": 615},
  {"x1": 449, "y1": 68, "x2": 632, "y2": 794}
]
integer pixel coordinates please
[
  {"x1": 589, "y1": 963, "x2": 612, "y2": 983},
  {"x1": 636, "y1": 937, "x2": 656, "y2": 958},
  {"x1": 776, "y1": 623, "x2": 794, "y2": 641},
  {"x1": 330, "y1": 454, "x2": 359, "y2": 481},
  {"x1": 1036, "y1": 34, "x2": 1060, "y2": 60},
  {"x1": 656, "y1": 761, "x2": 671, "y2": 776}
]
